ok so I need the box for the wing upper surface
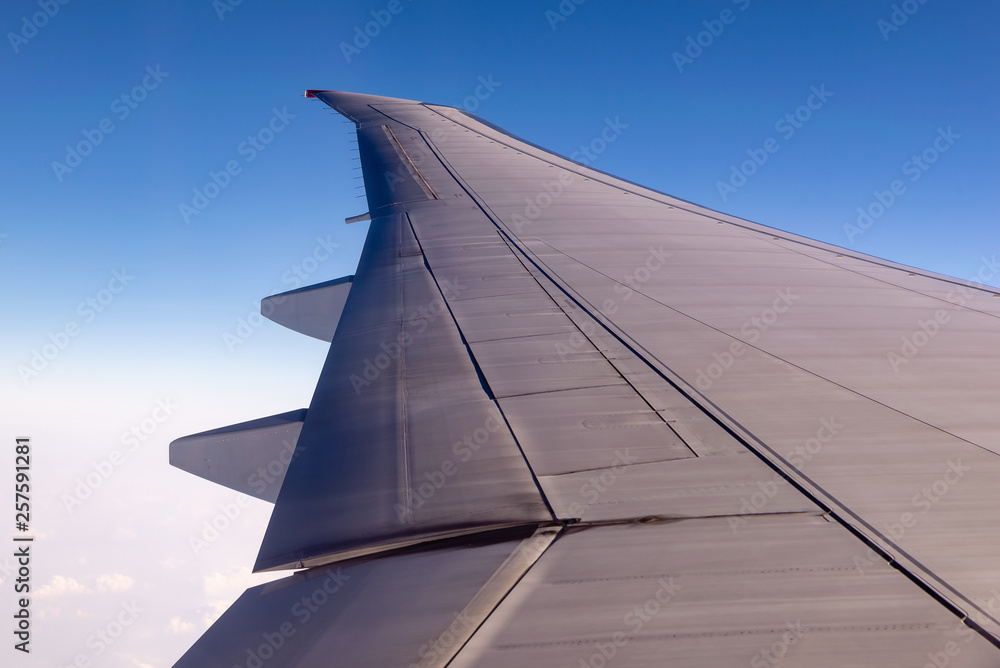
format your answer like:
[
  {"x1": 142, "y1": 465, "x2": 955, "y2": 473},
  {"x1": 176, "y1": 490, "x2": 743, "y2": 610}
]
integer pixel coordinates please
[
  {"x1": 334, "y1": 91, "x2": 1000, "y2": 633},
  {"x1": 170, "y1": 91, "x2": 1000, "y2": 666}
]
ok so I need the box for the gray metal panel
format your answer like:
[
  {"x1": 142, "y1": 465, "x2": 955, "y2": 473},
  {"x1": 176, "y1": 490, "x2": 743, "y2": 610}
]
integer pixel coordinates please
[
  {"x1": 356, "y1": 122, "x2": 436, "y2": 210},
  {"x1": 542, "y1": 451, "x2": 819, "y2": 522},
  {"x1": 446, "y1": 292, "x2": 578, "y2": 343},
  {"x1": 430, "y1": 258, "x2": 542, "y2": 301},
  {"x1": 252, "y1": 211, "x2": 550, "y2": 572},
  {"x1": 169, "y1": 409, "x2": 305, "y2": 503},
  {"x1": 173, "y1": 531, "x2": 530, "y2": 668},
  {"x1": 450, "y1": 516, "x2": 1000, "y2": 667},
  {"x1": 261, "y1": 276, "x2": 353, "y2": 342},
  {"x1": 499, "y1": 385, "x2": 695, "y2": 476},
  {"x1": 468, "y1": 333, "x2": 626, "y2": 398}
]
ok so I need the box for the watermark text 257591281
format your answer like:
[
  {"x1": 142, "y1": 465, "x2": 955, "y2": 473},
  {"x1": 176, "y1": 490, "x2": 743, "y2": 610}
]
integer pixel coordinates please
[{"x1": 13, "y1": 436, "x2": 33, "y2": 653}]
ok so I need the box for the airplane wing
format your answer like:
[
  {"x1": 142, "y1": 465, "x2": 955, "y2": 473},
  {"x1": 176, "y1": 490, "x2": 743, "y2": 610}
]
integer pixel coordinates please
[{"x1": 169, "y1": 91, "x2": 1000, "y2": 667}]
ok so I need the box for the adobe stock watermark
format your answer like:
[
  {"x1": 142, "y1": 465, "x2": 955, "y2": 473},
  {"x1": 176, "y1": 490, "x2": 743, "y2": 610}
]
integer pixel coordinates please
[
  {"x1": 189, "y1": 494, "x2": 250, "y2": 555},
  {"x1": 223, "y1": 234, "x2": 341, "y2": 351},
  {"x1": 411, "y1": 610, "x2": 476, "y2": 667},
  {"x1": 884, "y1": 460, "x2": 969, "y2": 542},
  {"x1": 249, "y1": 440, "x2": 300, "y2": 498},
  {"x1": 716, "y1": 85, "x2": 833, "y2": 202},
  {"x1": 749, "y1": 620, "x2": 807, "y2": 668},
  {"x1": 455, "y1": 74, "x2": 502, "y2": 113},
  {"x1": 340, "y1": 0, "x2": 413, "y2": 63},
  {"x1": 554, "y1": 319, "x2": 600, "y2": 361},
  {"x1": 672, "y1": 0, "x2": 751, "y2": 73},
  {"x1": 727, "y1": 476, "x2": 781, "y2": 534},
  {"x1": 510, "y1": 116, "x2": 628, "y2": 233},
  {"x1": 784, "y1": 417, "x2": 842, "y2": 470},
  {"x1": 504, "y1": 527, "x2": 560, "y2": 572},
  {"x1": 570, "y1": 116, "x2": 629, "y2": 166},
  {"x1": 393, "y1": 414, "x2": 505, "y2": 523},
  {"x1": 853, "y1": 459, "x2": 969, "y2": 575},
  {"x1": 7, "y1": 0, "x2": 72, "y2": 53},
  {"x1": 729, "y1": 417, "x2": 842, "y2": 534},
  {"x1": 417, "y1": 528, "x2": 559, "y2": 662},
  {"x1": 944, "y1": 255, "x2": 1000, "y2": 309},
  {"x1": 843, "y1": 126, "x2": 959, "y2": 244},
  {"x1": 179, "y1": 106, "x2": 296, "y2": 224},
  {"x1": 412, "y1": 532, "x2": 562, "y2": 664},
  {"x1": 577, "y1": 577, "x2": 682, "y2": 668},
  {"x1": 348, "y1": 279, "x2": 465, "y2": 395},
  {"x1": 564, "y1": 449, "x2": 639, "y2": 519},
  {"x1": 17, "y1": 268, "x2": 135, "y2": 384},
  {"x1": 51, "y1": 65, "x2": 170, "y2": 182},
  {"x1": 916, "y1": 619, "x2": 978, "y2": 668},
  {"x1": 545, "y1": 0, "x2": 586, "y2": 31},
  {"x1": 231, "y1": 568, "x2": 351, "y2": 668},
  {"x1": 608, "y1": 246, "x2": 673, "y2": 310},
  {"x1": 213, "y1": 0, "x2": 245, "y2": 21},
  {"x1": 57, "y1": 600, "x2": 144, "y2": 667},
  {"x1": 965, "y1": 588, "x2": 1000, "y2": 645},
  {"x1": 877, "y1": 0, "x2": 930, "y2": 41},
  {"x1": 886, "y1": 309, "x2": 949, "y2": 372},
  {"x1": 189, "y1": 441, "x2": 300, "y2": 554},
  {"x1": 61, "y1": 398, "x2": 179, "y2": 512},
  {"x1": 383, "y1": 134, "x2": 434, "y2": 195},
  {"x1": 382, "y1": 75, "x2": 499, "y2": 194},
  {"x1": 694, "y1": 287, "x2": 799, "y2": 391},
  {"x1": 552, "y1": 245, "x2": 672, "y2": 360},
  {"x1": 886, "y1": 254, "x2": 1000, "y2": 372}
]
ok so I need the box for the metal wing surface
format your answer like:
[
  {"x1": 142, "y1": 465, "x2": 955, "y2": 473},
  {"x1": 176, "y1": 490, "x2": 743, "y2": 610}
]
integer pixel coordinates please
[{"x1": 169, "y1": 91, "x2": 1000, "y2": 667}]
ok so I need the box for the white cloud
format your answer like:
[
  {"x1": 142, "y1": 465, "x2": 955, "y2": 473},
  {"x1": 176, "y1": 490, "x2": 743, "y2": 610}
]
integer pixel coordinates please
[
  {"x1": 168, "y1": 616, "x2": 195, "y2": 634},
  {"x1": 123, "y1": 655, "x2": 157, "y2": 668},
  {"x1": 97, "y1": 573, "x2": 134, "y2": 592},
  {"x1": 203, "y1": 566, "x2": 256, "y2": 598},
  {"x1": 201, "y1": 566, "x2": 256, "y2": 627},
  {"x1": 114, "y1": 526, "x2": 138, "y2": 540},
  {"x1": 157, "y1": 557, "x2": 181, "y2": 572},
  {"x1": 36, "y1": 575, "x2": 89, "y2": 598}
]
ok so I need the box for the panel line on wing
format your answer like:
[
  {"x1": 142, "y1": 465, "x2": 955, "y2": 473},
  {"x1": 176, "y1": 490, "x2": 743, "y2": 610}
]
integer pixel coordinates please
[
  {"x1": 522, "y1": 235, "x2": 1000, "y2": 461},
  {"x1": 401, "y1": 213, "x2": 558, "y2": 520},
  {"x1": 415, "y1": 524, "x2": 562, "y2": 668},
  {"x1": 516, "y1": 248, "x2": 1000, "y2": 645},
  {"x1": 508, "y1": 235, "x2": 1000, "y2": 643},
  {"x1": 382, "y1": 124, "x2": 439, "y2": 200},
  {"x1": 411, "y1": 120, "x2": 1000, "y2": 644},
  {"x1": 420, "y1": 103, "x2": 1000, "y2": 308},
  {"x1": 396, "y1": 216, "x2": 414, "y2": 526}
]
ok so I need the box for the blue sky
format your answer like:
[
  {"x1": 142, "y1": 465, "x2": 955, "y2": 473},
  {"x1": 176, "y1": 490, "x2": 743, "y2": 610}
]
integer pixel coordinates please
[{"x1": 2, "y1": 1, "x2": 998, "y2": 666}]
